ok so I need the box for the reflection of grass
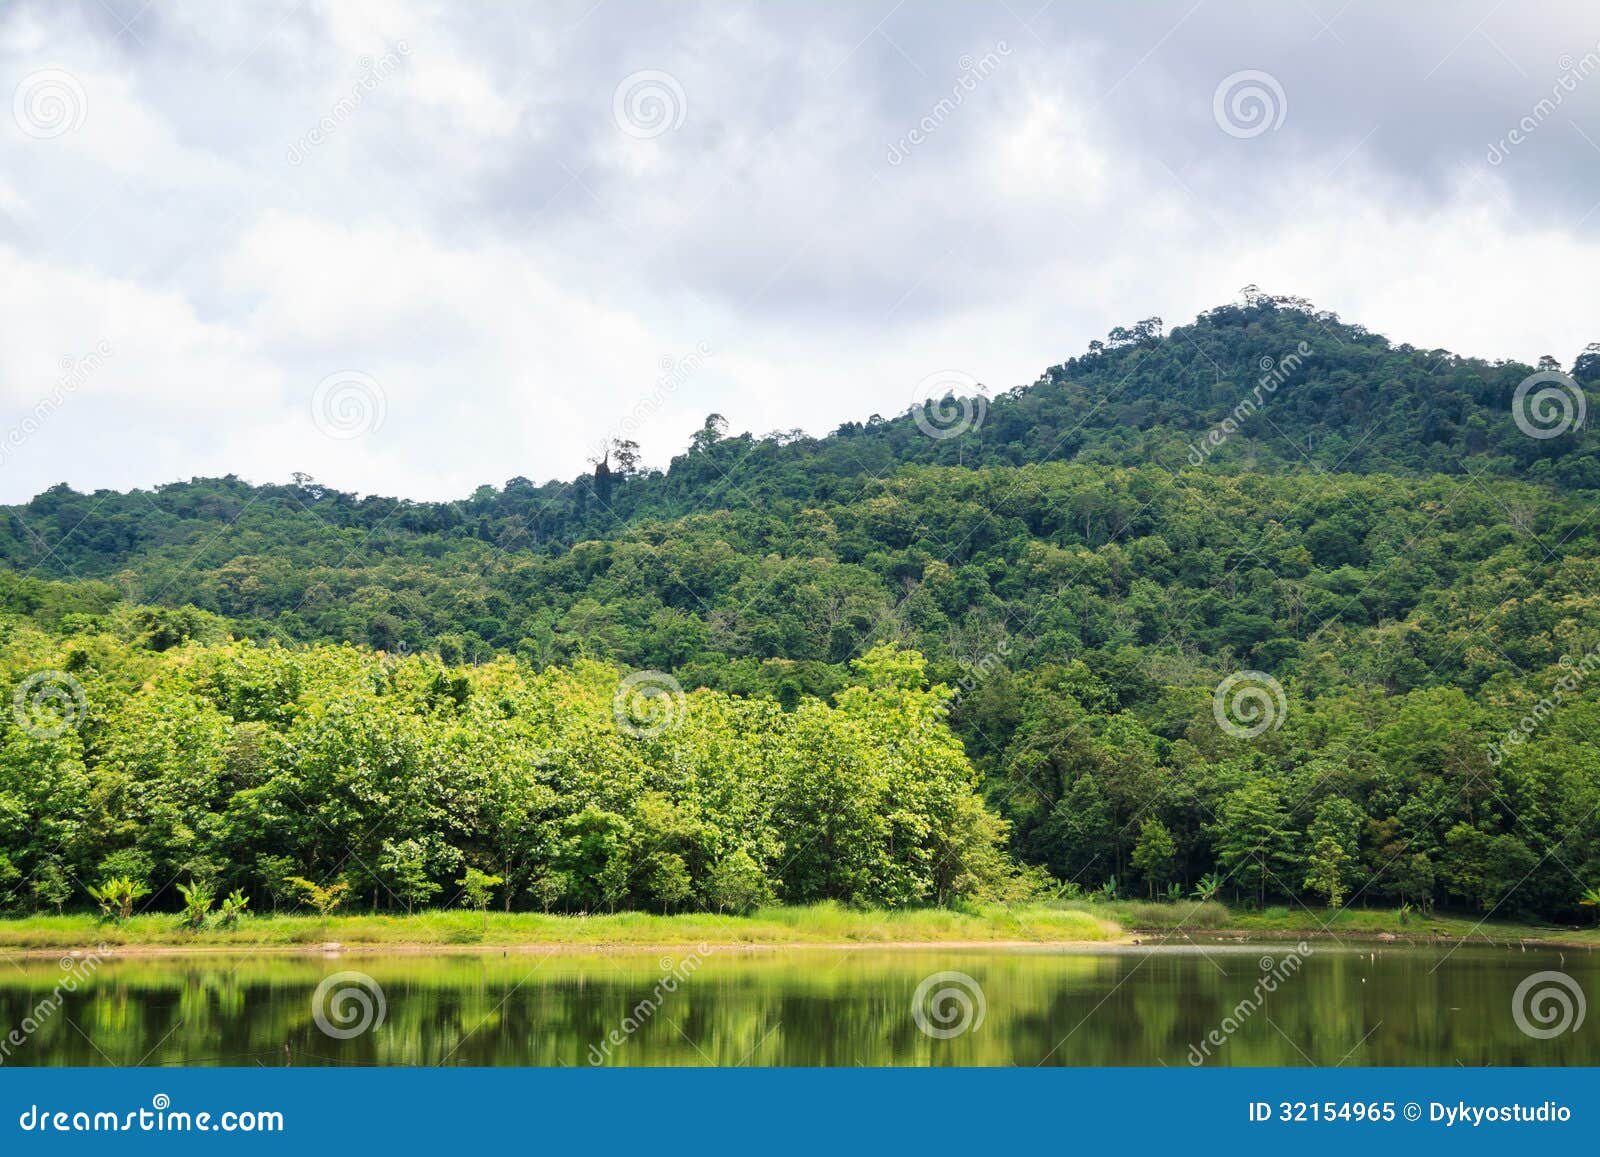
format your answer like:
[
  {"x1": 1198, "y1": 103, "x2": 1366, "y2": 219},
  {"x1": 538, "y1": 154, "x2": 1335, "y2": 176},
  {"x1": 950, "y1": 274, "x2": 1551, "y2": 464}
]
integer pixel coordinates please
[
  {"x1": 0, "y1": 945, "x2": 1124, "y2": 993},
  {"x1": 0, "y1": 902, "x2": 1121, "y2": 952}
]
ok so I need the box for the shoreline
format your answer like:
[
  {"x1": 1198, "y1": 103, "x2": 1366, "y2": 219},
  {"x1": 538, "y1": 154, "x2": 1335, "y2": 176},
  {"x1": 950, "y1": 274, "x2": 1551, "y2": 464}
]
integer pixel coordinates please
[
  {"x1": 4, "y1": 928, "x2": 1594, "y2": 959},
  {"x1": 0, "y1": 937, "x2": 1132, "y2": 961},
  {"x1": 1141, "y1": 926, "x2": 1600, "y2": 951},
  {"x1": 1, "y1": 901, "x2": 1592, "y2": 958}
]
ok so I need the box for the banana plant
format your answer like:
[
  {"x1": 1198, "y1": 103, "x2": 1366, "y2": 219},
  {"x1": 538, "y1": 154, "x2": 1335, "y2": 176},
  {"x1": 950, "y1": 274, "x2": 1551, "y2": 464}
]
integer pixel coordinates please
[
  {"x1": 217, "y1": 889, "x2": 251, "y2": 927},
  {"x1": 87, "y1": 876, "x2": 150, "y2": 921},
  {"x1": 1581, "y1": 886, "x2": 1600, "y2": 925},
  {"x1": 176, "y1": 879, "x2": 216, "y2": 929}
]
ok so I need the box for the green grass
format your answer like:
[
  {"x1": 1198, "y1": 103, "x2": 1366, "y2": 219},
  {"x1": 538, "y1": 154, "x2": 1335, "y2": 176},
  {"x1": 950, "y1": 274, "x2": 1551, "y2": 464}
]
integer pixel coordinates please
[
  {"x1": 1224, "y1": 904, "x2": 1600, "y2": 944},
  {"x1": 1058, "y1": 900, "x2": 1231, "y2": 929},
  {"x1": 1052, "y1": 897, "x2": 1600, "y2": 945},
  {"x1": 10, "y1": 900, "x2": 1586, "y2": 953},
  {"x1": 0, "y1": 902, "x2": 1122, "y2": 952}
]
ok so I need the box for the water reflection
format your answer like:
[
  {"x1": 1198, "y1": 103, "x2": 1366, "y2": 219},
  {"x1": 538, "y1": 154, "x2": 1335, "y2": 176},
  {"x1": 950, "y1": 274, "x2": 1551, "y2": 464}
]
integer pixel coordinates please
[{"x1": 0, "y1": 944, "x2": 1591, "y2": 1067}]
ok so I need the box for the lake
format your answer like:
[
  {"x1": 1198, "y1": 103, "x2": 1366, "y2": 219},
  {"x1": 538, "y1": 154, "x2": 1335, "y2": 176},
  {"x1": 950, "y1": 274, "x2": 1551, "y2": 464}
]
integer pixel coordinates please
[{"x1": 0, "y1": 943, "x2": 1592, "y2": 1066}]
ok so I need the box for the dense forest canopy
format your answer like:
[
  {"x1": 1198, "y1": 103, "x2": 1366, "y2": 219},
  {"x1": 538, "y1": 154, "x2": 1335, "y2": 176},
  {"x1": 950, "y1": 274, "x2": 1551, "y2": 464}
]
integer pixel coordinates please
[{"x1": 2, "y1": 294, "x2": 1598, "y2": 921}]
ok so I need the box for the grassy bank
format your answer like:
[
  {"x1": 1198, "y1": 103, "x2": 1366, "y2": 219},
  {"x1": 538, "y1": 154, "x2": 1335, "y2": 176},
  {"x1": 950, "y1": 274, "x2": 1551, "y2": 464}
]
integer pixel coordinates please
[
  {"x1": 7, "y1": 900, "x2": 1590, "y2": 954},
  {"x1": 0, "y1": 902, "x2": 1122, "y2": 953},
  {"x1": 1064, "y1": 899, "x2": 1600, "y2": 947}
]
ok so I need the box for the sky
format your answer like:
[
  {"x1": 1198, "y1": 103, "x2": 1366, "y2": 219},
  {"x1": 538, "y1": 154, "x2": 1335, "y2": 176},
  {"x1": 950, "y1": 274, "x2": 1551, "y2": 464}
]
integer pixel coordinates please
[{"x1": 1, "y1": 0, "x2": 1598, "y2": 503}]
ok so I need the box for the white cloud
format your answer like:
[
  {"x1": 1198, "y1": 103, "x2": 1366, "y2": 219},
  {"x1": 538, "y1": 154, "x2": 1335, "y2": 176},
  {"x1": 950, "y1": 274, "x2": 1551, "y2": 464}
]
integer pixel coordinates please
[{"x1": 0, "y1": 0, "x2": 1597, "y2": 504}]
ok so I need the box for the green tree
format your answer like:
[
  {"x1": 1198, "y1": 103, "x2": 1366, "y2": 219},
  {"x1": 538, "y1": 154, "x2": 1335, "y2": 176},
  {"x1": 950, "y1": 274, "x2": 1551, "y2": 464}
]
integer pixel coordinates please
[
  {"x1": 1210, "y1": 781, "x2": 1294, "y2": 909},
  {"x1": 1131, "y1": 818, "x2": 1176, "y2": 898},
  {"x1": 705, "y1": 849, "x2": 774, "y2": 914},
  {"x1": 29, "y1": 857, "x2": 73, "y2": 915},
  {"x1": 283, "y1": 876, "x2": 349, "y2": 935},
  {"x1": 1304, "y1": 835, "x2": 1351, "y2": 908},
  {"x1": 457, "y1": 867, "x2": 503, "y2": 931}
]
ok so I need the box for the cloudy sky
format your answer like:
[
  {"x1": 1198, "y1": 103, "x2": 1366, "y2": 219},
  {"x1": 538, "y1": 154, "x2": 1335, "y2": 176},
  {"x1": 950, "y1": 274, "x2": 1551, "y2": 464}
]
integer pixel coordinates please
[{"x1": 1, "y1": 0, "x2": 1597, "y2": 502}]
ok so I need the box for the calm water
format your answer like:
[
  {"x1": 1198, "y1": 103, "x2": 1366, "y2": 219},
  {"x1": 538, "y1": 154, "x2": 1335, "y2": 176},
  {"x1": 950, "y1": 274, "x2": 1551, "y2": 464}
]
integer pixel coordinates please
[{"x1": 0, "y1": 944, "x2": 1593, "y2": 1066}]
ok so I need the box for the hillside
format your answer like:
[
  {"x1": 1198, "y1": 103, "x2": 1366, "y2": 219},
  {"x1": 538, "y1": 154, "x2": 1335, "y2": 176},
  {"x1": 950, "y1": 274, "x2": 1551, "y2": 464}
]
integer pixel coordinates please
[
  {"x1": 2, "y1": 294, "x2": 1598, "y2": 923},
  {"x1": 5, "y1": 295, "x2": 1598, "y2": 589}
]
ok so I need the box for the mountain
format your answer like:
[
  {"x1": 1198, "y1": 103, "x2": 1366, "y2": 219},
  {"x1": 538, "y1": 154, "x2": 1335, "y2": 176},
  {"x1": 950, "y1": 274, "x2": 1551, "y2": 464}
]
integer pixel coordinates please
[
  {"x1": 5, "y1": 294, "x2": 1598, "y2": 591},
  {"x1": 2, "y1": 294, "x2": 1596, "y2": 683},
  {"x1": 3, "y1": 294, "x2": 1599, "y2": 919}
]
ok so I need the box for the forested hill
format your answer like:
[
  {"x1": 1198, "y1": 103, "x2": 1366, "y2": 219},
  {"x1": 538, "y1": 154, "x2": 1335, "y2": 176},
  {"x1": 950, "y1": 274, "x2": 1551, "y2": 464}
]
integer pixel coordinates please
[
  {"x1": 4, "y1": 294, "x2": 1599, "y2": 591},
  {"x1": 5, "y1": 293, "x2": 1600, "y2": 921}
]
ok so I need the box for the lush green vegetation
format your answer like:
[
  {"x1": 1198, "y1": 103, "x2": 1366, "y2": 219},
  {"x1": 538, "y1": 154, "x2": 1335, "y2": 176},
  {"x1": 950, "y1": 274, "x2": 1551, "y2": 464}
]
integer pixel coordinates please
[
  {"x1": 3, "y1": 296, "x2": 1598, "y2": 928},
  {"x1": 0, "y1": 633, "x2": 1035, "y2": 918},
  {"x1": 1215, "y1": 904, "x2": 1599, "y2": 944},
  {"x1": 1074, "y1": 900, "x2": 1599, "y2": 945},
  {"x1": 0, "y1": 902, "x2": 1117, "y2": 950}
]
